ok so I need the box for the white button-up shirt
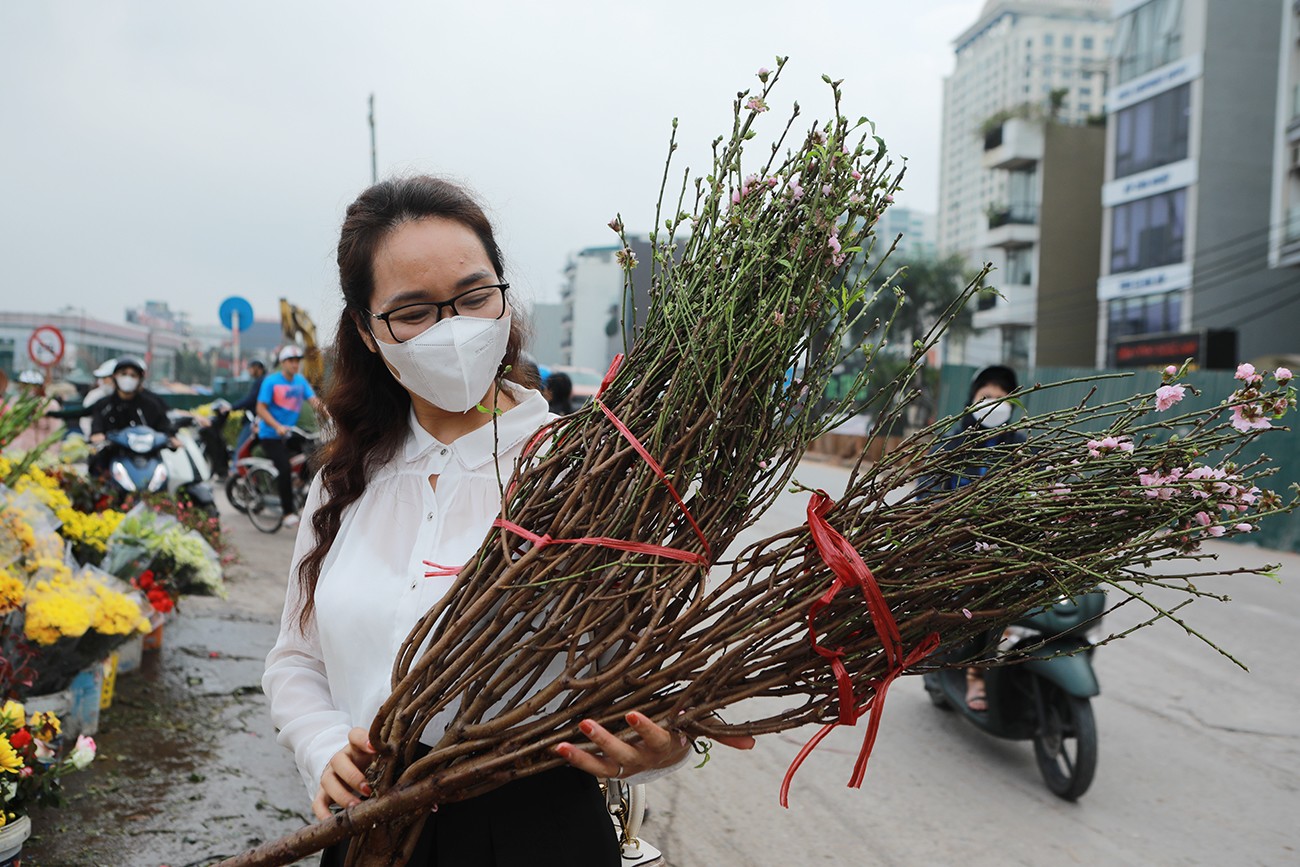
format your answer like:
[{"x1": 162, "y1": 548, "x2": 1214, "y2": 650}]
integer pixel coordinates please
[{"x1": 263, "y1": 386, "x2": 554, "y2": 796}]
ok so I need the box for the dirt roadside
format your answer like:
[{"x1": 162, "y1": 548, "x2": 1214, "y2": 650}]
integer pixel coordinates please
[{"x1": 25, "y1": 495, "x2": 318, "y2": 867}]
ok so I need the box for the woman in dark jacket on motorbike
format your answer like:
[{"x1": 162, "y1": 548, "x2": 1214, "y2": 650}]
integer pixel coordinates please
[{"x1": 916, "y1": 365, "x2": 1026, "y2": 710}]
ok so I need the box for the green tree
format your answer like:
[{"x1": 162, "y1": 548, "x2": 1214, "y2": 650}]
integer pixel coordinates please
[
  {"x1": 858, "y1": 252, "x2": 980, "y2": 352},
  {"x1": 173, "y1": 348, "x2": 213, "y2": 385}
]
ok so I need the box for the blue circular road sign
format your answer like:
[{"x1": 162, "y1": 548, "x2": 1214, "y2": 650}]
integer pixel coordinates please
[{"x1": 219, "y1": 296, "x2": 255, "y2": 331}]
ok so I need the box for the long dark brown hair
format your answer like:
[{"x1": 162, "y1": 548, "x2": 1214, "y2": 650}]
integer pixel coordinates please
[{"x1": 295, "y1": 175, "x2": 535, "y2": 631}]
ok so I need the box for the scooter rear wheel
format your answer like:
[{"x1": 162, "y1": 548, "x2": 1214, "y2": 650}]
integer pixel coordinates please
[
  {"x1": 1033, "y1": 682, "x2": 1097, "y2": 801},
  {"x1": 246, "y1": 467, "x2": 284, "y2": 534}
]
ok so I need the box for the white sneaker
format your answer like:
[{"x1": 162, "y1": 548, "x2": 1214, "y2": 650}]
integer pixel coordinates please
[{"x1": 282, "y1": 514, "x2": 300, "y2": 528}]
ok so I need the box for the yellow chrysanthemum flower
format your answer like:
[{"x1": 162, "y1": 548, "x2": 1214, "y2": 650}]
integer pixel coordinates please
[
  {"x1": 0, "y1": 737, "x2": 23, "y2": 774},
  {"x1": 90, "y1": 584, "x2": 148, "y2": 636},
  {"x1": 0, "y1": 571, "x2": 23, "y2": 615},
  {"x1": 29, "y1": 711, "x2": 60, "y2": 739},
  {"x1": 23, "y1": 592, "x2": 92, "y2": 645},
  {"x1": 56, "y1": 508, "x2": 125, "y2": 554},
  {"x1": 13, "y1": 466, "x2": 72, "y2": 512},
  {"x1": 0, "y1": 702, "x2": 25, "y2": 732}
]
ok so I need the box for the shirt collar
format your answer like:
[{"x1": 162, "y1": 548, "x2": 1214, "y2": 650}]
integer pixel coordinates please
[{"x1": 402, "y1": 385, "x2": 551, "y2": 469}]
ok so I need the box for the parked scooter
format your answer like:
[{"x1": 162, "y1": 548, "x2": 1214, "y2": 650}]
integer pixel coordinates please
[
  {"x1": 99, "y1": 424, "x2": 219, "y2": 519},
  {"x1": 922, "y1": 589, "x2": 1105, "y2": 800}
]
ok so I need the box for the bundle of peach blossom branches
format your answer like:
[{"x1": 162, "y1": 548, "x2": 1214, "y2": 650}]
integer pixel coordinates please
[{"x1": 223, "y1": 61, "x2": 1297, "y2": 867}]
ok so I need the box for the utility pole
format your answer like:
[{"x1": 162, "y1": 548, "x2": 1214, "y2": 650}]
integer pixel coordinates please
[{"x1": 369, "y1": 93, "x2": 378, "y2": 184}]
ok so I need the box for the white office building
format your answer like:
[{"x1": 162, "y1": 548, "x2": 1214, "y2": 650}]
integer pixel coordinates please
[
  {"x1": 937, "y1": 0, "x2": 1113, "y2": 365},
  {"x1": 560, "y1": 245, "x2": 626, "y2": 372},
  {"x1": 939, "y1": 1, "x2": 1113, "y2": 262},
  {"x1": 876, "y1": 205, "x2": 938, "y2": 260}
]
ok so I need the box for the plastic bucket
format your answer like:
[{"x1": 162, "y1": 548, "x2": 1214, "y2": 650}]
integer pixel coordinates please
[
  {"x1": 67, "y1": 665, "x2": 104, "y2": 738},
  {"x1": 116, "y1": 634, "x2": 144, "y2": 675},
  {"x1": 0, "y1": 814, "x2": 32, "y2": 865}
]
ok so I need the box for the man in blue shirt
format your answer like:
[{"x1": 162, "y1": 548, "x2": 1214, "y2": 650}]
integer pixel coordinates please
[{"x1": 255, "y1": 346, "x2": 324, "y2": 527}]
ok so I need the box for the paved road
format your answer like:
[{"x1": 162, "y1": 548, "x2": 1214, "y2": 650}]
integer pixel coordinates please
[
  {"x1": 640, "y1": 459, "x2": 1300, "y2": 867},
  {"x1": 36, "y1": 457, "x2": 1299, "y2": 865}
]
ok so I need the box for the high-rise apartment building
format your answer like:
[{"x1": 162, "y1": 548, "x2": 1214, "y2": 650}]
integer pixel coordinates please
[
  {"x1": 1098, "y1": 0, "x2": 1284, "y2": 368},
  {"x1": 939, "y1": 1, "x2": 1113, "y2": 261},
  {"x1": 938, "y1": 0, "x2": 1113, "y2": 365},
  {"x1": 876, "y1": 205, "x2": 938, "y2": 260}
]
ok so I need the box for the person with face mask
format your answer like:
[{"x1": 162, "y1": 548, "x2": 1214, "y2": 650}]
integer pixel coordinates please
[
  {"x1": 88, "y1": 357, "x2": 175, "y2": 443},
  {"x1": 87, "y1": 357, "x2": 177, "y2": 478},
  {"x1": 914, "y1": 365, "x2": 1026, "y2": 711},
  {"x1": 254, "y1": 347, "x2": 325, "y2": 528},
  {"x1": 263, "y1": 177, "x2": 752, "y2": 867}
]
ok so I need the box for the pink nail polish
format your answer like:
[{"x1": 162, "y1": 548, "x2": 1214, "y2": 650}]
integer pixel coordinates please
[{"x1": 579, "y1": 720, "x2": 595, "y2": 736}]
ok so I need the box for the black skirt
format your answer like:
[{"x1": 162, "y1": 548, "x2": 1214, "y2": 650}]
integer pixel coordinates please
[{"x1": 319, "y1": 766, "x2": 621, "y2": 867}]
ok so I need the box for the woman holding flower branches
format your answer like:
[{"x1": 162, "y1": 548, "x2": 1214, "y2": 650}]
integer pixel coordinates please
[{"x1": 263, "y1": 176, "x2": 751, "y2": 866}]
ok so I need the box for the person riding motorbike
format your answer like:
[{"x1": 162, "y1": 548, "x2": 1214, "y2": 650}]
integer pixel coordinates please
[
  {"x1": 88, "y1": 357, "x2": 177, "y2": 477},
  {"x1": 254, "y1": 346, "x2": 324, "y2": 529},
  {"x1": 915, "y1": 365, "x2": 1026, "y2": 711}
]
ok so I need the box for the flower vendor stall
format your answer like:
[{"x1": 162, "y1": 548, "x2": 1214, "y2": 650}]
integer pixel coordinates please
[{"x1": 0, "y1": 387, "x2": 233, "y2": 860}]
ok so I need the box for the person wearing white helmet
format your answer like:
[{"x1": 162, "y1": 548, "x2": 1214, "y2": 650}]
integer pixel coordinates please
[
  {"x1": 46, "y1": 358, "x2": 118, "y2": 437},
  {"x1": 254, "y1": 346, "x2": 324, "y2": 528}
]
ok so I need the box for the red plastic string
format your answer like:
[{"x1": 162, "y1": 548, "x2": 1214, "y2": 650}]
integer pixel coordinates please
[
  {"x1": 778, "y1": 490, "x2": 941, "y2": 807},
  {"x1": 593, "y1": 399, "x2": 712, "y2": 562},
  {"x1": 493, "y1": 517, "x2": 708, "y2": 566},
  {"x1": 425, "y1": 353, "x2": 710, "y2": 577},
  {"x1": 598, "y1": 353, "x2": 624, "y2": 397}
]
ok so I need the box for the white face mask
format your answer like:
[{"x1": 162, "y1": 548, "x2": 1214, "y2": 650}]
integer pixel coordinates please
[
  {"x1": 116, "y1": 374, "x2": 141, "y2": 394},
  {"x1": 376, "y1": 313, "x2": 512, "y2": 412},
  {"x1": 972, "y1": 399, "x2": 1012, "y2": 429}
]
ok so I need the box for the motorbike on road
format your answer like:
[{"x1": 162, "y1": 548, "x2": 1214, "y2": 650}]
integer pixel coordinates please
[
  {"x1": 228, "y1": 426, "x2": 320, "y2": 533},
  {"x1": 922, "y1": 589, "x2": 1105, "y2": 800},
  {"x1": 99, "y1": 424, "x2": 220, "y2": 519}
]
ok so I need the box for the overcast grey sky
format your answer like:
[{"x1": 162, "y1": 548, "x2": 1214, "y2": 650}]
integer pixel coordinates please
[{"x1": 1, "y1": 0, "x2": 985, "y2": 331}]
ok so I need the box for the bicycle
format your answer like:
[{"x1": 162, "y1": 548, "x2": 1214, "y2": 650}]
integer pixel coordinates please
[{"x1": 240, "y1": 427, "x2": 320, "y2": 534}]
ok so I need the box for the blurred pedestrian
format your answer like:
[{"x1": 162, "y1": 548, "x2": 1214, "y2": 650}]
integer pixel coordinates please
[
  {"x1": 546, "y1": 371, "x2": 575, "y2": 415},
  {"x1": 231, "y1": 359, "x2": 267, "y2": 457}
]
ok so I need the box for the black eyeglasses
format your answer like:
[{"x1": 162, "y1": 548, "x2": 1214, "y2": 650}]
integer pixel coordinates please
[{"x1": 368, "y1": 283, "x2": 509, "y2": 344}]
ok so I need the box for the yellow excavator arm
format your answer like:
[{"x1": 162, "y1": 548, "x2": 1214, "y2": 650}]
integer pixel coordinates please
[{"x1": 279, "y1": 298, "x2": 325, "y2": 386}]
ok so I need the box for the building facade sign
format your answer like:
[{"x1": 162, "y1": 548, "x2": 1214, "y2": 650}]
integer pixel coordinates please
[
  {"x1": 1105, "y1": 54, "x2": 1203, "y2": 114},
  {"x1": 1097, "y1": 261, "x2": 1192, "y2": 300},
  {"x1": 1102, "y1": 158, "x2": 1197, "y2": 207},
  {"x1": 1113, "y1": 329, "x2": 1238, "y2": 370}
]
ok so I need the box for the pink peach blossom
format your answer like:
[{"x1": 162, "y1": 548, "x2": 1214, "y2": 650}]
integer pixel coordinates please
[{"x1": 1155, "y1": 384, "x2": 1185, "y2": 411}]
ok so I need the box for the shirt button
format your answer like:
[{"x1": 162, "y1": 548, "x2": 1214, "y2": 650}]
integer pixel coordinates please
[{"x1": 426, "y1": 511, "x2": 434, "y2": 521}]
